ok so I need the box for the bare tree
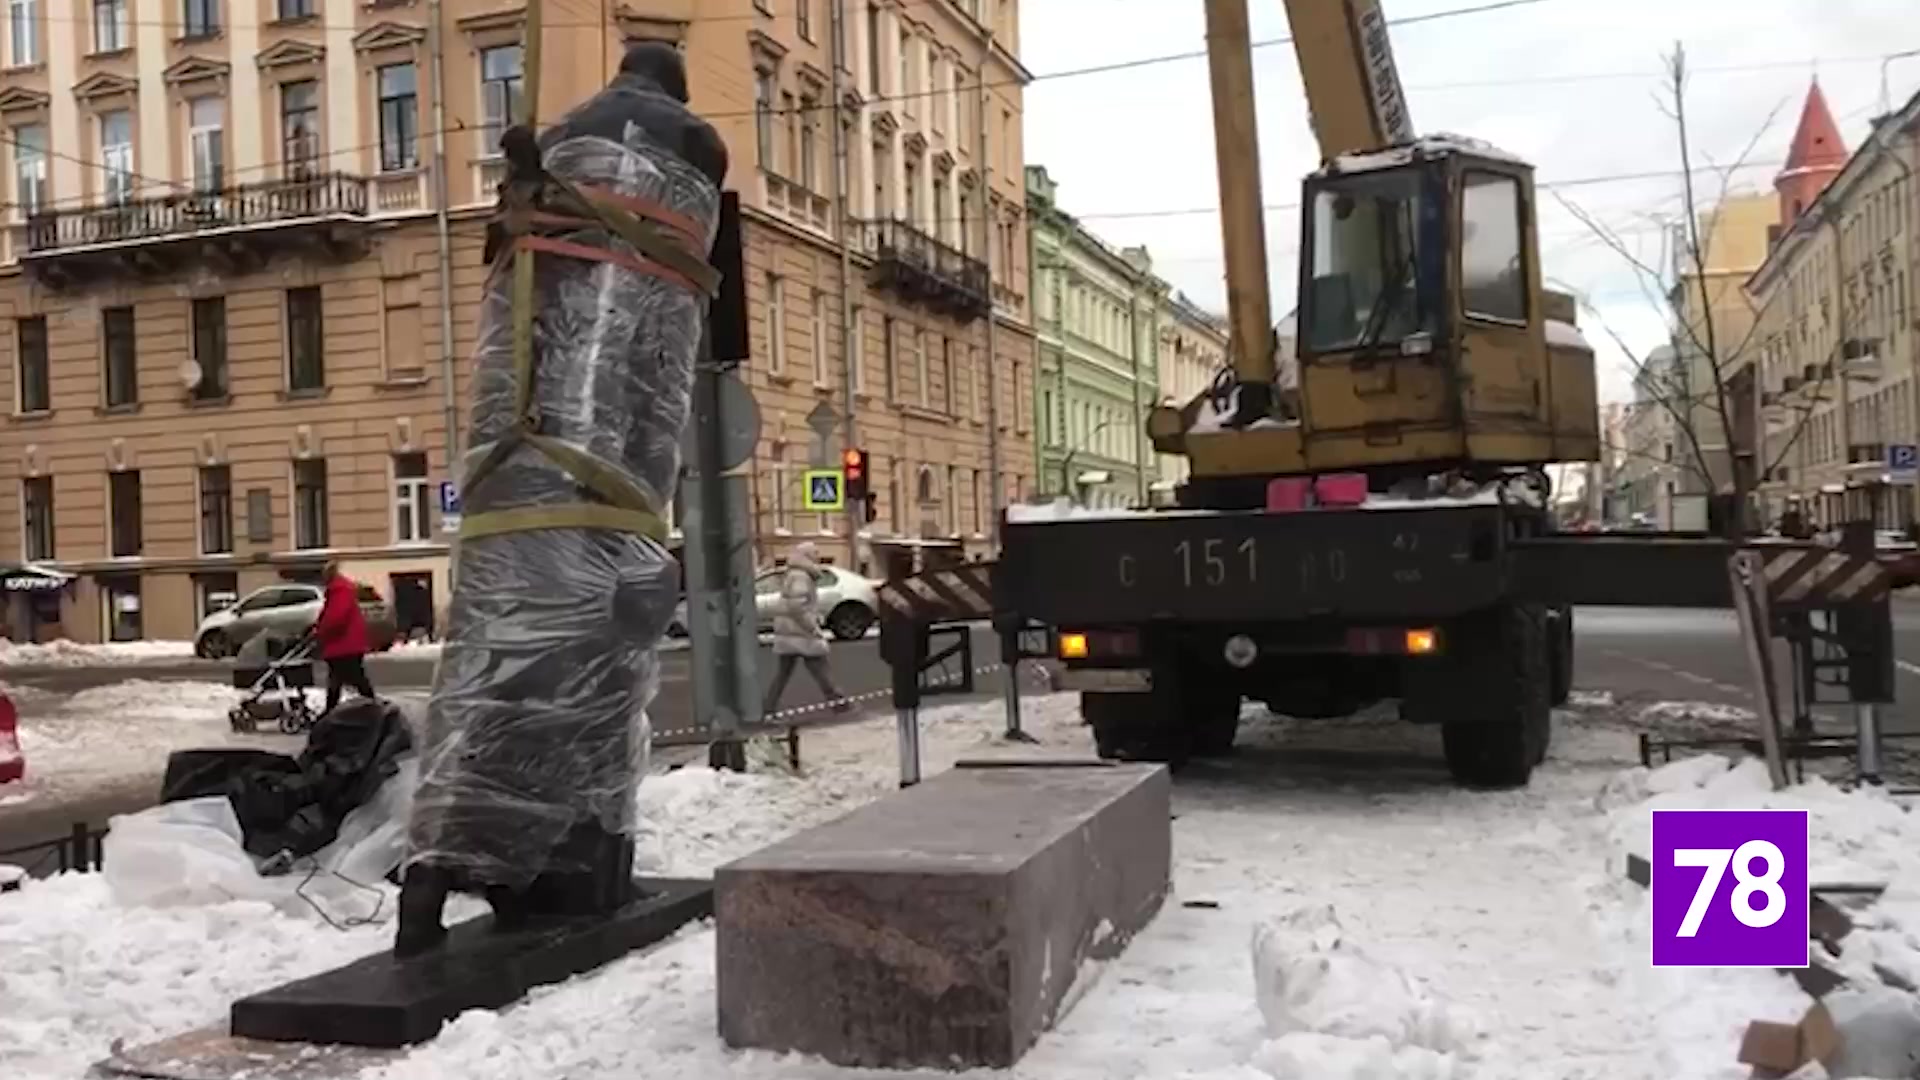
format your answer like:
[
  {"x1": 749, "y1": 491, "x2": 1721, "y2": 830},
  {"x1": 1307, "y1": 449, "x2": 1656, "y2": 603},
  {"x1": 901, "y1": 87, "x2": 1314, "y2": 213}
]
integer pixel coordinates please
[{"x1": 1554, "y1": 42, "x2": 1813, "y2": 538}]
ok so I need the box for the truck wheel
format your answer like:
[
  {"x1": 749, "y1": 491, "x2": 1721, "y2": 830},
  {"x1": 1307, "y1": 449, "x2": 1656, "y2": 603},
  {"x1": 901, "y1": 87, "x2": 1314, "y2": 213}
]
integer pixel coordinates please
[
  {"x1": 1433, "y1": 604, "x2": 1549, "y2": 789},
  {"x1": 1082, "y1": 681, "x2": 1189, "y2": 769},
  {"x1": 1547, "y1": 605, "x2": 1574, "y2": 708}
]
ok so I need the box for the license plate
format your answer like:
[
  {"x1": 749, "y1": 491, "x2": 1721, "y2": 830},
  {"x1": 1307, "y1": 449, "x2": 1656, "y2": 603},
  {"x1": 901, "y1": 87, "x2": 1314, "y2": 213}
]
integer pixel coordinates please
[{"x1": 1056, "y1": 668, "x2": 1153, "y2": 693}]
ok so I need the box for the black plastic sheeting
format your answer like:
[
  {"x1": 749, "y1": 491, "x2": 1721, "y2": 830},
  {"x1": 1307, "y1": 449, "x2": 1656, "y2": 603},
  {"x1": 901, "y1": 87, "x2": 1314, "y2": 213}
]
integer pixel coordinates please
[{"x1": 160, "y1": 699, "x2": 412, "y2": 861}]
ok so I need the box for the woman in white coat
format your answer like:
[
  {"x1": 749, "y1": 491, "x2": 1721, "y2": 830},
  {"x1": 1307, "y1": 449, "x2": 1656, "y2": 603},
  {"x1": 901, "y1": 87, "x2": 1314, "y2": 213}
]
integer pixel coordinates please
[{"x1": 761, "y1": 542, "x2": 850, "y2": 716}]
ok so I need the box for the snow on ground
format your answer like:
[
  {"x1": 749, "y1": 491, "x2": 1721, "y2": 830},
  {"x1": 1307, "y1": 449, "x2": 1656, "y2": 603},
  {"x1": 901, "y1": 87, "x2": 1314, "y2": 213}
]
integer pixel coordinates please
[
  {"x1": 1638, "y1": 700, "x2": 1757, "y2": 726},
  {"x1": 6, "y1": 696, "x2": 1920, "y2": 1079},
  {"x1": 0, "y1": 639, "x2": 195, "y2": 668},
  {"x1": 0, "y1": 682, "x2": 429, "y2": 811}
]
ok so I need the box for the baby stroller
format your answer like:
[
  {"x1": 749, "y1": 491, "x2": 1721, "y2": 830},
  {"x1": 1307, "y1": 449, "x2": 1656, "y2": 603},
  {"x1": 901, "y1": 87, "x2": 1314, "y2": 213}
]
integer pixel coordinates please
[{"x1": 229, "y1": 631, "x2": 320, "y2": 735}]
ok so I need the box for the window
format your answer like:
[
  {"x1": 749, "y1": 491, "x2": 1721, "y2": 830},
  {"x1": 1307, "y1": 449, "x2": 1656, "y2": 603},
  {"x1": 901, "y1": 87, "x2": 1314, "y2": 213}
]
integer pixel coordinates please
[
  {"x1": 187, "y1": 96, "x2": 222, "y2": 191},
  {"x1": 798, "y1": 98, "x2": 817, "y2": 189},
  {"x1": 765, "y1": 272, "x2": 785, "y2": 375},
  {"x1": 938, "y1": 336, "x2": 952, "y2": 413},
  {"x1": 280, "y1": 80, "x2": 319, "y2": 175},
  {"x1": 947, "y1": 465, "x2": 960, "y2": 534},
  {"x1": 102, "y1": 576, "x2": 141, "y2": 642},
  {"x1": 276, "y1": 0, "x2": 314, "y2": 18},
  {"x1": 16, "y1": 316, "x2": 47, "y2": 414},
  {"x1": 865, "y1": 4, "x2": 880, "y2": 95},
  {"x1": 903, "y1": 158, "x2": 920, "y2": 225},
  {"x1": 93, "y1": 0, "x2": 125, "y2": 52},
  {"x1": 796, "y1": 0, "x2": 812, "y2": 41},
  {"x1": 194, "y1": 572, "x2": 238, "y2": 619},
  {"x1": 1460, "y1": 171, "x2": 1528, "y2": 323},
  {"x1": 782, "y1": 90, "x2": 797, "y2": 175},
  {"x1": 100, "y1": 110, "x2": 134, "y2": 203},
  {"x1": 971, "y1": 471, "x2": 982, "y2": 533},
  {"x1": 393, "y1": 452, "x2": 430, "y2": 543},
  {"x1": 769, "y1": 459, "x2": 790, "y2": 533},
  {"x1": 912, "y1": 326, "x2": 927, "y2": 406},
  {"x1": 479, "y1": 44, "x2": 524, "y2": 157},
  {"x1": 7, "y1": 0, "x2": 35, "y2": 67},
  {"x1": 849, "y1": 305, "x2": 865, "y2": 394},
  {"x1": 182, "y1": 0, "x2": 218, "y2": 37},
  {"x1": 897, "y1": 29, "x2": 910, "y2": 103},
  {"x1": 293, "y1": 458, "x2": 328, "y2": 549},
  {"x1": 883, "y1": 315, "x2": 897, "y2": 400},
  {"x1": 810, "y1": 288, "x2": 828, "y2": 387},
  {"x1": 190, "y1": 297, "x2": 227, "y2": 400},
  {"x1": 21, "y1": 476, "x2": 52, "y2": 561},
  {"x1": 754, "y1": 69, "x2": 775, "y2": 170},
  {"x1": 108, "y1": 470, "x2": 142, "y2": 557},
  {"x1": 199, "y1": 465, "x2": 232, "y2": 554},
  {"x1": 932, "y1": 176, "x2": 948, "y2": 242},
  {"x1": 377, "y1": 62, "x2": 418, "y2": 172},
  {"x1": 286, "y1": 286, "x2": 324, "y2": 390},
  {"x1": 9, "y1": 123, "x2": 45, "y2": 214},
  {"x1": 102, "y1": 306, "x2": 136, "y2": 408}
]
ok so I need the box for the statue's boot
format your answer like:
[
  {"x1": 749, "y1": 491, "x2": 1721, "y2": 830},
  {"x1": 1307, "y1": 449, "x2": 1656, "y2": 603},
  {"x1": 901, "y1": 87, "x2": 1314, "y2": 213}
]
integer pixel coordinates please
[{"x1": 394, "y1": 865, "x2": 454, "y2": 956}]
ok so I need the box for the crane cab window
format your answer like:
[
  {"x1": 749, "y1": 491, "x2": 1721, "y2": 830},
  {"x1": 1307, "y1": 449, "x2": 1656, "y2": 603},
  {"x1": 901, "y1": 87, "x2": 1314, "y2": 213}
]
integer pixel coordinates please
[
  {"x1": 1301, "y1": 169, "x2": 1435, "y2": 354},
  {"x1": 1460, "y1": 171, "x2": 1528, "y2": 324}
]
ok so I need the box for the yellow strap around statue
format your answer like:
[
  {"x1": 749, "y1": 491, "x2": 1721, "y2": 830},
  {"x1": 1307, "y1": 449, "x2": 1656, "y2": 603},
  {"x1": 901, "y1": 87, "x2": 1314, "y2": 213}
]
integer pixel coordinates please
[{"x1": 458, "y1": 502, "x2": 667, "y2": 544}]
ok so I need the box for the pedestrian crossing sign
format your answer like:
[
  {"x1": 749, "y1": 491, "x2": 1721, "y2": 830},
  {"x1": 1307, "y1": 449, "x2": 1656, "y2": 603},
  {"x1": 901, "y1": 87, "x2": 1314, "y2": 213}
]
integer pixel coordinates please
[{"x1": 802, "y1": 468, "x2": 845, "y2": 511}]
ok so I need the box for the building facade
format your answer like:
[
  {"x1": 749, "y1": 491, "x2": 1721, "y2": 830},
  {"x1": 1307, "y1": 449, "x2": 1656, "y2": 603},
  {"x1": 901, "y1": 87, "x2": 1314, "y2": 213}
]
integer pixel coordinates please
[
  {"x1": 1150, "y1": 288, "x2": 1227, "y2": 499},
  {"x1": 1025, "y1": 164, "x2": 1160, "y2": 507},
  {"x1": 0, "y1": 0, "x2": 1036, "y2": 643},
  {"x1": 1748, "y1": 84, "x2": 1918, "y2": 530}
]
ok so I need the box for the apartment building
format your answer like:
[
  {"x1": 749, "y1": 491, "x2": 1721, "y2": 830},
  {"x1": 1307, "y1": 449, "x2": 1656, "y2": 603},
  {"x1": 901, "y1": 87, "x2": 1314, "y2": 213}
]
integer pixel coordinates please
[
  {"x1": 0, "y1": 0, "x2": 1035, "y2": 644},
  {"x1": 1150, "y1": 288, "x2": 1227, "y2": 500},
  {"x1": 1747, "y1": 83, "x2": 1918, "y2": 530},
  {"x1": 1026, "y1": 164, "x2": 1160, "y2": 507}
]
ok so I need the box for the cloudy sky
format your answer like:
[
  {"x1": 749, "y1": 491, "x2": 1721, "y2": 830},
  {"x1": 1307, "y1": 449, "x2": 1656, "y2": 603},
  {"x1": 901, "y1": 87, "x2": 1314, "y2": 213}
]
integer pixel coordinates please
[{"x1": 1017, "y1": 0, "x2": 1918, "y2": 402}]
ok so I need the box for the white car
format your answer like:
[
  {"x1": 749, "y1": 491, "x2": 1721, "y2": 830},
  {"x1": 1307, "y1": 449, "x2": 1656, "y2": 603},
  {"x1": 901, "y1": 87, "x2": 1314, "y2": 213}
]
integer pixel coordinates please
[{"x1": 668, "y1": 565, "x2": 880, "y2": 642}]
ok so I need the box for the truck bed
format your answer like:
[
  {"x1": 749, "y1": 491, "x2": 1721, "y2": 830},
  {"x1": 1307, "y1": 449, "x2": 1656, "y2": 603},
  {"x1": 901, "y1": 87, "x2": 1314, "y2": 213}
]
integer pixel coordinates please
[{"x1": 997, "y1": 502, "x2": 1514, "y2": 626}]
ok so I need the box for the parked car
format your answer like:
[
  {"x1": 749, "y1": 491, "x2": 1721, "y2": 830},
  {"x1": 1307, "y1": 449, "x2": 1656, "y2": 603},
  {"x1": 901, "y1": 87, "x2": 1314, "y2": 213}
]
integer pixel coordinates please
[
  {"x1": 194, "y1": 581, "x2": 399, "y2": 659},
  {"x1": 667, "y1": 565, "x2": 881, "y2": 642}
]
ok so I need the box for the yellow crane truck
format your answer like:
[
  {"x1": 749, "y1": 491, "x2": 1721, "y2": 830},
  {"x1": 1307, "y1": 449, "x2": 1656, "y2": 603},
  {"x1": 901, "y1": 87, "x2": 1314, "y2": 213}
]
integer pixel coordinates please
[{"x1": 998, "y1": 0, "x2": 1605, "y2": 787}]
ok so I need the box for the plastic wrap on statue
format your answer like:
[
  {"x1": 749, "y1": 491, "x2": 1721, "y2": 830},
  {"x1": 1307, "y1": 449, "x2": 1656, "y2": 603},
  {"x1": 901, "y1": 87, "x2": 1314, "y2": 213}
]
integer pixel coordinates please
[{"x1": 401, "y1": 44, "x2": 726, "y2": 922}]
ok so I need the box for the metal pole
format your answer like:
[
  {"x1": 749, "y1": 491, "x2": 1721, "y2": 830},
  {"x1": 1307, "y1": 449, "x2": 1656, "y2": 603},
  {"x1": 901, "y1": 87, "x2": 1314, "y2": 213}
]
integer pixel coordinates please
[
  {"x1": 831, "y1": 0, "x2": 861, "y2": 570},
  {"x1": 1000, "y1": 622, "x2": 1033, "y2": 743},
  {"x1": 428, "y1": 0, "x2": 460, "y2": 470},
  {"x1": 896, "y1": 705, "x2": 922, "y2": 787},
  {"x1": 978, "y1": 29, "x2": 1002, "y2": 536},
  {"x1": 1857, "y1": 703, "x2": 1884, "y2": 784}
]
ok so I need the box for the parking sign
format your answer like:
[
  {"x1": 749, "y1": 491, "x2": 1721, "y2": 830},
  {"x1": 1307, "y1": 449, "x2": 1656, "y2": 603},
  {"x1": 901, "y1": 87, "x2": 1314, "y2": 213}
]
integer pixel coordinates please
[
  {"x1": 440, "y1": 481, "x2": 461, "y2": 534},
  {"x1": 1890, "y1": 444, "x2": 1917, "y2": 481}
]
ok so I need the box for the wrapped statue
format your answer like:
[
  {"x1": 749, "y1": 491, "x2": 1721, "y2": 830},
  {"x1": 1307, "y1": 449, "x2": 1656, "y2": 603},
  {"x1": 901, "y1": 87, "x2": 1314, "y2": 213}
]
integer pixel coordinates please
[{"x1": 396, "y1": 43, "x2": 728, "y2": 954}]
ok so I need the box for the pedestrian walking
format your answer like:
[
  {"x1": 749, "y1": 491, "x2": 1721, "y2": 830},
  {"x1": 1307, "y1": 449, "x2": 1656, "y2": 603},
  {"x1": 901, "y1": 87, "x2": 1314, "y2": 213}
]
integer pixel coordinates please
[
  {"x1": 762, "y1": 542, "x2": 851, "y2": 717},
  {"x1": 313, "y1": 562, "x2": 379, "y2": 717}
]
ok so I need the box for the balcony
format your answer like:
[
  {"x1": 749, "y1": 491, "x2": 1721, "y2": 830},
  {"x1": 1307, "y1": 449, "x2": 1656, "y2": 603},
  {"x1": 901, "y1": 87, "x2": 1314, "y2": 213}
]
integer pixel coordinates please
[
  {"x1": 857, "y1": 218, "x2": 990, "y2": 322},
  {"x1": 761, "y1": 173, "x2": 832, "y2": 237},
  {"x1": 21, "y1": 173, "x2": 385, "y2": 287}
]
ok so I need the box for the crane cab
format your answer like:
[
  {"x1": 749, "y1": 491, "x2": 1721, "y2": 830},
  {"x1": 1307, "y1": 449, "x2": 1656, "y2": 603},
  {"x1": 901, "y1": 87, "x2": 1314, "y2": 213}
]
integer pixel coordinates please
[
  {"x1": 1295, "y1": 136, "x2": 1597, "y2": 478},
  {"x1": 1171, "y1": 137, "x2": 1599, "y2": 489}
]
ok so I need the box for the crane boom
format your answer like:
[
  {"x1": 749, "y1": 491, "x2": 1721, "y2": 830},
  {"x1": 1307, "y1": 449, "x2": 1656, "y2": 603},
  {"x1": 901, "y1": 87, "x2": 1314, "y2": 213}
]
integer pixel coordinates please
[{"x1": 1286, "y1": 0, "x2": 1416, "y2": 160}]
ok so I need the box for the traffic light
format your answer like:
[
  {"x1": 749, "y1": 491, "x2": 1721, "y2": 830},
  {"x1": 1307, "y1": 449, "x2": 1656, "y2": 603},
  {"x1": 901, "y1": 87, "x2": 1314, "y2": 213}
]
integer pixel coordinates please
[
  {"x1": 843, "y1": 447, "x2": 877, "y2": 523},
  {"x1": 843, "y1": 447, "x2": 870, "y2": 502}
]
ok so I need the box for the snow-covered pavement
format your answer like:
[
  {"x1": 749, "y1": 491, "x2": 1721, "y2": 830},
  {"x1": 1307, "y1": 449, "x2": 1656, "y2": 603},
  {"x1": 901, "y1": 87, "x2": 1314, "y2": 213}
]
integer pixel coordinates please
[{"x1": 5, "y1": 694, "x2": 1920, "y2": 1079}]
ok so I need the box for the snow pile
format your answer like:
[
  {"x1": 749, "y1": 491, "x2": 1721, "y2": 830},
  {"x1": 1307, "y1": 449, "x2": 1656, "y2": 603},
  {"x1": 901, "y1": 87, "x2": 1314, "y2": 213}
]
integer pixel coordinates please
[
  {"x1": 632, "y1": 763, "x2": 892, "y2": 877},
  {"x1": 1602, "y1": 754, "x2": 1920, "y2": 884},
  {"x1": 1639, "y1": 701, "x2": 1756, "y2": 726},
  {"x1": 0, "y1": 873, "x2": 393, "y2": 1080},
  {"x1": 0, "y1": 638, "x2": 193, "y2": 668},
  {"x1": 1248, "y1": 904, "x2": 1468, "y2": 1079}
]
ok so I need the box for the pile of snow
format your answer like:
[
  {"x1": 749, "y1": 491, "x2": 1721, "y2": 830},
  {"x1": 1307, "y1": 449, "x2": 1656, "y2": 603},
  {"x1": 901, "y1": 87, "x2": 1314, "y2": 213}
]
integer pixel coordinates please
[
  {"x1": 1249, "y1": 905, "x2": 1469, "y2": 1079},
  {"x1": 0, "y1": 639, "x2": 194, "y2": 668},
  {"x1": 1638, "y1": 701, "x2": 1756, "y2": 726}
]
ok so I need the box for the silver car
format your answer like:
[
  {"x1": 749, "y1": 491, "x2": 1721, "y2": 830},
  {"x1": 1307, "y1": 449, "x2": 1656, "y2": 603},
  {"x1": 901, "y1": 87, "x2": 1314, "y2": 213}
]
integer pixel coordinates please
[
  {"x1": 668, "y1": 565, "x2": 881, "y2": 642},
  {"x1": 194, "y1": 582, "x2": 398, "y2": 659}
]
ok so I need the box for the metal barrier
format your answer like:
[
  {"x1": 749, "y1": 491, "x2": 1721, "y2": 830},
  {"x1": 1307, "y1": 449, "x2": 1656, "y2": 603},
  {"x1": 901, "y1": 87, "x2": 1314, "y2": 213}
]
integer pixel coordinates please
[{"x1": 1, "y1": 821, "x2": 108, "y2": 880}]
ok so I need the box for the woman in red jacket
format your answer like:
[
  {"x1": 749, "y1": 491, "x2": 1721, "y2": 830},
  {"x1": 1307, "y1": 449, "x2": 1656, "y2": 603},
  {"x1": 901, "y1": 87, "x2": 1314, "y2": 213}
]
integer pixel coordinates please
[{"x1": 313, "y1": 562, "x2": 378, "y2": 715}]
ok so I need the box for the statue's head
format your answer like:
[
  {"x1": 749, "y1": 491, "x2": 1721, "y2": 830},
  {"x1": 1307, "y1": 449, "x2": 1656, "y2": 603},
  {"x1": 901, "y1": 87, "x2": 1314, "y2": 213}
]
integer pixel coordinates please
[{"x1": 618, "y1": 42, "x2": 689, "y2": 103}]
